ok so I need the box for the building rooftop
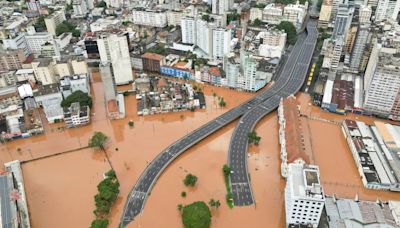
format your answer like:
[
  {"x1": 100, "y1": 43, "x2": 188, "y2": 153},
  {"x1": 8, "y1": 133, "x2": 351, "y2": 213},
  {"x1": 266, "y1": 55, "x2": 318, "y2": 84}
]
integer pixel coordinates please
[
  {"x1": 325, "y1": 196, "x2": 398, "y2": 227},
  {"x1": 142, "y1": 52, "x2": 165, "y2": 61},
  {"x1": 288, "y1": 163, "x2": 324, "y2": 201}
]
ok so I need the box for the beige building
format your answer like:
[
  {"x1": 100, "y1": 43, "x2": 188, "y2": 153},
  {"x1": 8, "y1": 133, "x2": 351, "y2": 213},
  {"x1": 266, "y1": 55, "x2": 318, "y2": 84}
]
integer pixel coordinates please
[
  {"x1": 318, "y1": 0, "x2": 332, "y2": 28},
  {"x1": 32, "y1": 59, "x2": 57, "y2": 85},
  {"x1": 55, "y1": 62, "x2": 72, "y2": 78},
  {"x1": 44, "y1": 10, "x2": 66, "y2": 36},
  {"x1": 0, "y1": 49, "x2": 26, "y2": 72},
  {"x1": 70, "y1": 59, "x2": 88, "y2": 75}
]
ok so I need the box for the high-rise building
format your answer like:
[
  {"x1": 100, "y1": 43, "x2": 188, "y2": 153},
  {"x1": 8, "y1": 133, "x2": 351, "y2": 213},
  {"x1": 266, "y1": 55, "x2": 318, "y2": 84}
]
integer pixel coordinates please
[
  {"x1": 132, "y1": 9, "x2": 167, "y2": 28},
  {"x1": 224, "y1": 57, "x2": 240, "y2": 88},
  {"x1": 97, "y1": 33, "x2": 133, "y2": 85},
  {"x1": 332, "y1": 4, "x2": 354, "y2": 41},
  {"x1": 212, "y1": 0, "x2": 233, "y2": 15},
  {"x1": 196, "y1": 20, "x2": 213, "y2": 57},
  {"x1": 181, "y1": 17, "x2": 196, "y2": 45},
  {"x1": 375, "y1": 0, "x2": 400, "y2": 21},
  {"x1": 45, "y1": 10, "x2": 66, "y2": 36},
  {"x1": 349, "y1": 23, "x2": 370, "y2": 72},
  {"x1": 285, "y1": 163, "x2": 325, "y2": 228},
  {"x1": 212, "y1": 28, "x2": 231, "y2": 59},
  {"x1": 2, "y1": 33, "x2": 29, "y2": 56},
  {"x1": 283, "y1": 2, "x2": 308, "y2": 30},
  {"x1": 364, "y1": 52, "x2": 400, "y2": 118},
  {"x1": 241, "y1": 52, "x2": 261, "y2": 91},
  {"x1": 72, "y1": 0, "x2": 88, "y2": 18},
  {"x1": 359, "y1": 5, "x2": 372, "y2": 23}
]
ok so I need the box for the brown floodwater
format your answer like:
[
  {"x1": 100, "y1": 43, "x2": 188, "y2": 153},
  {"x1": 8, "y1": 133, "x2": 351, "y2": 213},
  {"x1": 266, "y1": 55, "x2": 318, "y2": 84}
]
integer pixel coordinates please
[
  {"x1": 1, "y1": 74, "x2": 399, "y2": 228},
  {"x1": 21, "y1": 148, "x2": 110, "y2": 228}
]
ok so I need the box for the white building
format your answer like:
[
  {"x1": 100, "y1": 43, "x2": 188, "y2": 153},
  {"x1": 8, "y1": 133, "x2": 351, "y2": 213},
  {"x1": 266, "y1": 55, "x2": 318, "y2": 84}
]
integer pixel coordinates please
[
  {"x1": 64, "y1": 102, "x2": 90, "y2": 128},
  {"x1": 181, "y1": 17, "x2": 196, "y2": 45},
  {"x1": 34, "y1": 83, "x2": 64, "y2": 123},
  {"x1": 44, "y1": 10, "x2": 66, "y2": 36},
  {"x1": 167, "y1": 10, "x2": 182, "y2": 26},
  {"x1": 257, "y1": 29, "x2": 287, "y2": 58},
  {"x1": 263, "y1": 4, "x2": 284, "y2": 24},
  {"x1": 105, "y1": 0, "x2": 123, "y2": 8},
  {"x1": 283, "y1": 2, "x2": 308, "y2": 30},
  {"x1": 97, "y1": 33, "x2": 133, "y2": 85},
  {"x1": 25, "y1": 32, "x2": 53, "y2": 55},
  {"x1": 241, "y1": 52, "x2": 264, "y2": 92},
  {"x1": 72, "y1": 0, "x2": 88, "y2": 18},
  {"x1": 212, "y1": 0, "x2": 233, "y2": 15},
  {"x1": 285, "y1": 163, "x2": 325, "y2": 228},
  {"x1": 2, "y1": 33, "x2": 29, "y2": 56},
  {"x1": 359, "y1": 5, "x2": 372, "y2": 23},
  {"x1": 364, "y1": 52, "x2": 400, "y2": 117},
  {"x1": 196, "y1": 20, "x2": 213, "y2": 57},
  {"x1": 250, "y1": 7, "x2": 263, "y2": 21},
  {"x1": 90, "y1": 18, "x2": 121, "y2": 32},
  {"x1": 224, "y1": 57, "x2": 240, "y2": 88},
  {"x1": 375, "y1": 0, "x2": 400, "y2": 22},
  {"x1": 132, "y1": 9, "x2": 167, "y2": 28},
  {"x1": 59, "y1": 74, "x2": 90, "y2": 98},
  {"x1": 349, "y1": 24, "x2": 370, "y2": 72},
  {"x1": 212, "y1": 28, "x2": 231, "y2": 59}
]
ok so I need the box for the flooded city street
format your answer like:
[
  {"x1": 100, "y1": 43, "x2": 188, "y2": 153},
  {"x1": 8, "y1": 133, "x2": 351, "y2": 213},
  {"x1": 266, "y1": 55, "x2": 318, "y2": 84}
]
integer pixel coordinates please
[{"x1": 0, "y1": 74, "x2": 399, "y2": 228}]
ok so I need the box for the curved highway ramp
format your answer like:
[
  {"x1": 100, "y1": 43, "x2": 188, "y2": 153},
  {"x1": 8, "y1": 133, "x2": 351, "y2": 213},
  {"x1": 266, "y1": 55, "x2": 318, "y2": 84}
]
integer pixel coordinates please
[{"x1": 120, "y1": 21, "x2": 318, "y2": 227}]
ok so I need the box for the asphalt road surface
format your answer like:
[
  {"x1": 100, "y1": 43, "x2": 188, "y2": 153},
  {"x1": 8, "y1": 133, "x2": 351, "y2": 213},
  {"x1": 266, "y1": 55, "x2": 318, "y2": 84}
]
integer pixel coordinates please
[
  {"x1": 227, "y1": 21, "x2": 318, "y2": 206},
  {"x1": 120, "y1": 21, "x2": 319, "y2": 227}
]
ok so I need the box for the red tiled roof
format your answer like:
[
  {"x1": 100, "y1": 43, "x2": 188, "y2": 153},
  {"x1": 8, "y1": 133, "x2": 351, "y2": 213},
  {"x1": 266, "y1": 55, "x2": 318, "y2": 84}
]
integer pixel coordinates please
[{"x1": 107, "y1": 100, "x2": 118, "y2": 113}]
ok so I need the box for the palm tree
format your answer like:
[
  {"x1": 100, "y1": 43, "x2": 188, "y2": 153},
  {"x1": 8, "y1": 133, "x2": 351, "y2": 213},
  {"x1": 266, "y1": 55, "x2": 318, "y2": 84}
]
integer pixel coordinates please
[{"x1": 89, "y1": 132, "x2": 113, "y2": 169}]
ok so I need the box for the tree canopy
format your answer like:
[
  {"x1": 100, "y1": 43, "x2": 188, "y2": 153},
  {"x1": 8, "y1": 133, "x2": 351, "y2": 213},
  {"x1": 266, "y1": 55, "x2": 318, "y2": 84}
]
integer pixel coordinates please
[
  {"x1": 227, "y1": 13, "x2": 240, "y2": 24},
  {"x1": 61, "y1": 90, "x2": 92, "y2": 108},
  {"x1": 182, "y1": 201, "x2": 211, "y2": 228},
  {"x1": 90, "y1": 219, "x2": 109, "y2": 228},
  {"x1": 56, "y1": 21, "x2": 80, "y2": 37},
  {"x1": 96, "y1": 1, "x2": 107, "y2": 7},
  {"x1": 275, "y1": 21, "x2": 297, "y2": 45},
  {"x1": 248, "y1": 131, "x2": 261, "y2": 145},
  {"x1": 34, "y1": 16, "x2": 46, "y2": 31},
  {"x1": 89, "y1": 132, "x2": 108, "y2": 150},
  {"x1": 183, "y1": 173, "x2": 198, "y2": 187}
]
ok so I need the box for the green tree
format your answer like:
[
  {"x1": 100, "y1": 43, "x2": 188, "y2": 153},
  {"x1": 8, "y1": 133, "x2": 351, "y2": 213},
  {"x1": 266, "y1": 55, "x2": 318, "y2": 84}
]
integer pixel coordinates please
[
  {"x1": 183, "y1": 173, "x2": 198, "y2": 187},
  {"x1": 255, "y1": 3, "x2": 266, "y2": 8},
  {"x1": 247, "y1": 131, "x2": 261, "y2": 145},
  {"x1": 72, "y1": 29, "x2": 81, "y2": 38},
  {"x1": 201, "y1": 14, "x2": 212, "y2": 22},
  {"x1": 89, "y1": 131, "x2": 113, "y2": 169},
  {"x1": 61, "y1": 90, "x2": 92, "y2": 108},
  {"x1": 252, "y1": 18, "x2": 263, "y2": 26},
  {"x1": 90, "y1": 219, "x2": 109, "y2": 228},
  {"x1": 227, "y1": 13, "x2": 240, "y2": 24},
  {"x1": 223, "y1": 164, "x2": 231, "y2": 177},
  {"x1": 96, "y1": 1, "x2": 107, "y2": 7},
  {"x1": 181, "y1": 191, "x2": 187, "y2": 197},
  {"x1": 34, "y1": 15, "x2": 46, "y2": 31},
  {"x1": 218, "y1": 97, "x2": 226, "y2": 108},
  {"x1": 178, "y1": 204, "x2": 183, "y2": 212},
  {"x1": 209, "y1": 199, "x2": 220, "y2": 209},
  {"x1": 128, "y1": 120, "x2": 134, "y2": 127},
  {"x1": 275, "y1": 21, "x2": 297, "y2": 45},
  {"x1": 182, "y1": 201, "x2": 211, "y2": 228},
  {"x1": 89, "y1": 132, "x2": 108, "y2": 151}
]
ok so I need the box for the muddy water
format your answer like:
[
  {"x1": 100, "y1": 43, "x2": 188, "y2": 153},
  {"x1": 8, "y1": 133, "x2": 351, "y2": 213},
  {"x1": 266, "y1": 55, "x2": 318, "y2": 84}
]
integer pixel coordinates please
[
  {"x1": 2, "y1": 72, "x2": 400, "y2": 228},
  {"x1": 21, "y1": 148, "x2": 111, "y2": 228},
  {"x1": 125, "y1": 113, "x2": 286, "y2": 228}
]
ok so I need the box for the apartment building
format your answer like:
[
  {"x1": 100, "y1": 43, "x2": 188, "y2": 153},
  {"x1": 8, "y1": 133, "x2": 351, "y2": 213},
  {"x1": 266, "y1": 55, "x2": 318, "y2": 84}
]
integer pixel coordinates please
[
  {"x1": 2, "y1": 33, "x2": 29, "y2": 56},
  {"x1": 167, "y1": 10, "x2": 182, "y2": 26},
  {"x1": 132, "y1": 8, "x2": 167, "y2": 28},
  {"x1": 285, "y1": 163, "x2": 325, "y2": 228},
  {"x1": 349, "y1": 24, "x2": 370, "y2": 72},
  {"x1": 212, "y1": 0, "x2": 233, "y2": 15},
  {"x1": 25, "y1": 32, "x2": 53, "y2": 55},
  {"x1": 375, "y1": 0, "x2": 400, "y2": 22},
  {"x1": 72, "y1": 0, "x2": 88, "y2": 18},
  {"x1": 364, "y1": 52, "x2": 400, "y2": 118},
  {"x1": 0, "y1": 49, "x2": 26, "y2": 72},
  {"x1": 283, "y1": 3, "x2": 308, "y2": 30},
  {"x1": 97, "y1": 33, "x2": 134, "y2": 85},
  {"x1": 44, "y1": 10, "x2": 66, "y2": 36},
  {"x1": 212, "y1": 28, "x2": 231, "y2": 60},
  {"x1": 59, "y1": 74, "x2": 90, "y2": 98},
  {"x1": 196, "y1": 19, "x2": 213, "y2": 57},
  {"x1": 64, "y1": 102, "x2": 90, "y2": 128},
  {"x1": 31, "y1": 58, "x2": 57, "y2": 85},
  {"x1": 262, "y1": 4, "x2": 284, "y2": 24},
  {"x1": 181, "y1": 17, "x2": 196, "y2": 45}
]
